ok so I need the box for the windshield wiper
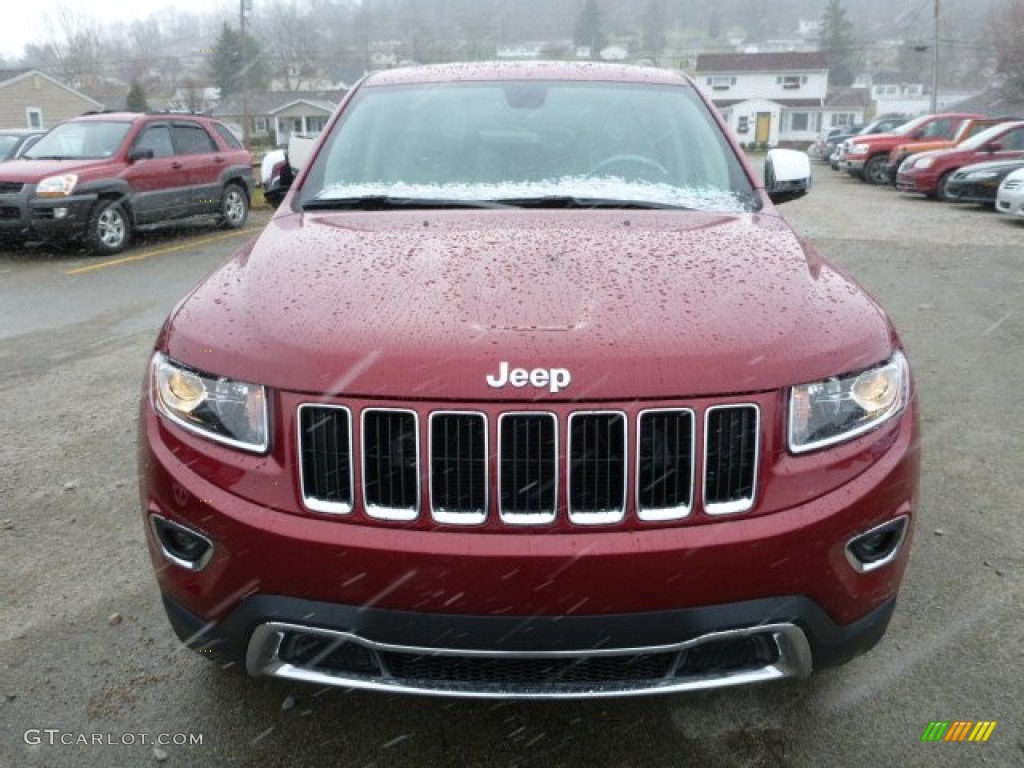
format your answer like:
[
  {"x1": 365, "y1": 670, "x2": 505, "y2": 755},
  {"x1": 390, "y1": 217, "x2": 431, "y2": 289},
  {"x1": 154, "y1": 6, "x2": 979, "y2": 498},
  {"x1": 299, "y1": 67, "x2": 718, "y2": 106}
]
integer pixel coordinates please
[
  {"x1": 492, "y1": 195, "x2": 693, "y2": 210},
  {"x1": 302, "y1": 195, "x2": 509, "y2": 211},
  {"x1": 26, "y1": 155, "x2": 69, "y2": 161}
]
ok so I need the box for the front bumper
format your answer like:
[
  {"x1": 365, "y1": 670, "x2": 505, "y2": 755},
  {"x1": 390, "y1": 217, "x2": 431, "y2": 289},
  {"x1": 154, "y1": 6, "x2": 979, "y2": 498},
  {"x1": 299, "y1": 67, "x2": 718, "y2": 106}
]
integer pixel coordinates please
[
  {"x1": 996, "y1": 190, "x2": 1024, "y2": 216},
  {"x1": 896, "y1": 170, "x2": 936, "y2": 194},
  {"x1": 162, "y1": 591, "x2": 897, "y2": 698},
  {"x1": 944, "y1": 179, "x2": 1001, "y2": 205},
  {"x1": 139, "y1": 384, "x2": 919, "y2": 696},
  {"x1": 0, "y1": 186, "x2": 96, "y2": 243}
]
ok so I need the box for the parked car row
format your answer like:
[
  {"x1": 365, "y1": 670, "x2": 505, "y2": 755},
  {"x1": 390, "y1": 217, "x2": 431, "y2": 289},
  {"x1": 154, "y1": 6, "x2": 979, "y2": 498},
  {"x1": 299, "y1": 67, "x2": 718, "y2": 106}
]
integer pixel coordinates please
[
  {"x1": 0, "y1": 112, "x2": 253, "y2": 254},
  {"x1": 811, "y1": 111, "x2": 1024, "y2": 218},
  {"x1": 808, "y1": 114, "x2": 910, "y2": 171}
]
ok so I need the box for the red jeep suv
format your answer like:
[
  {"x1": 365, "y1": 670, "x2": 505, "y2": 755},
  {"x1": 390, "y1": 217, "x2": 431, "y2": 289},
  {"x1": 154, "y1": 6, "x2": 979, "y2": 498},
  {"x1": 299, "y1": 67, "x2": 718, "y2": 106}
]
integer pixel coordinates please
[
  {"x1": 0, "y1": 112, "x2": 252, "y2": 253},
  {"x1": 139, "y1": 62, "x2": 920, "y2": 699}
]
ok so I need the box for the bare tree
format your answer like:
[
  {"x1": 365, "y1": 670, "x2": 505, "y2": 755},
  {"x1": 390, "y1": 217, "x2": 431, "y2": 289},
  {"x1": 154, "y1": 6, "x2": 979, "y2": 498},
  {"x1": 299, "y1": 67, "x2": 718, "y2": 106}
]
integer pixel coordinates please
[
  {"x1": 258, "y1": 1, "x2": 326, "y2": 90},
  {"x1": 988, "y1": 0, "x2": 1024, "y2": 94}
]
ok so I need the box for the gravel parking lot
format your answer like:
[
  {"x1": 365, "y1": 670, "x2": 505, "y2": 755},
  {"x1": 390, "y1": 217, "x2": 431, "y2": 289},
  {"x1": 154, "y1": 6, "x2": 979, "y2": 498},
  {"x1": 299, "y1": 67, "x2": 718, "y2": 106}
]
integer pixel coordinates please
[{"x1": 0, "y1": 170, "x2": 1021, "y2": 768}]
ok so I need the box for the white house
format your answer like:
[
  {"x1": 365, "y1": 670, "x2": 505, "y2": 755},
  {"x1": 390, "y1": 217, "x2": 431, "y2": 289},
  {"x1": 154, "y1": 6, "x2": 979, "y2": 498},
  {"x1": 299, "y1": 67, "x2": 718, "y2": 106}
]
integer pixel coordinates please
[{"x1": 695, "y1": 52, "x2": 867, "y2": 147}]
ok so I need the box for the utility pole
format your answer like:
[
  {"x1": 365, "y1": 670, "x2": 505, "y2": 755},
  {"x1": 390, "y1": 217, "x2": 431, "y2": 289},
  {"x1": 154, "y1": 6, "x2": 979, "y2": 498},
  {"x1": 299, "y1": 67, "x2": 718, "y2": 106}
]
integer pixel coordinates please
[
  {"x1": 240, "y1": 0, "x2": 251, "y2": 145},
  {"x1": 930, "y1": 0, "x2": 940, "y2": 113}
]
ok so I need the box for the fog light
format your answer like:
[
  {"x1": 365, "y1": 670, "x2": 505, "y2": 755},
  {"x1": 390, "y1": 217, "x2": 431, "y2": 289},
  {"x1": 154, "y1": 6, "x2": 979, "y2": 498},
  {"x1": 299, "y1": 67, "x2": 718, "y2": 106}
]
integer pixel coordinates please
[
  {"x1": 845, "y1": 516, "x2": 909, "y2": 573},
  {"x1": 52, "y1": 207, "x2": 69, "y2": 219},
  {"x1": 150, "y1": 514, "x2": 214, "y2": 571}
]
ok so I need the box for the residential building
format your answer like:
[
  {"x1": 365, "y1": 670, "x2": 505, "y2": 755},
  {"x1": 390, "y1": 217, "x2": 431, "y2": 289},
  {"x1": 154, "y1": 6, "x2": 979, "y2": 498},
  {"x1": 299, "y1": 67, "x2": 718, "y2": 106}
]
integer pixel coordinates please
[
  {"x1": 695, "y1": 52, "x2": 867, "y2": 147},
  {"x1": 211, "y1": 91, "x2": 344, "y2": 145},
  {"x1": 0, "y1": 69, "x2": 102, "y2": 130}
]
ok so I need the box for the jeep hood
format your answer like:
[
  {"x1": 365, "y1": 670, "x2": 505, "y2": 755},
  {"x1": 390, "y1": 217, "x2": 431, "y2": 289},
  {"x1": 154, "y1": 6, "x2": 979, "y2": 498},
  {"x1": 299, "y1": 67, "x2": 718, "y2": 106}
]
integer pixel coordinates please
[{"x1": 164, "y1": 209, "x2": 896, "y2": 400}]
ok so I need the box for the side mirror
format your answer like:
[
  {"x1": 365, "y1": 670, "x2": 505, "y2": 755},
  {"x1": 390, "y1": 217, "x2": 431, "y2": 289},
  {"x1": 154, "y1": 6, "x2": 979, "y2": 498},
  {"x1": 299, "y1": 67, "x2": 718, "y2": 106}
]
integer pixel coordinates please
[
  {"x1": 765, "y1": 148, "x2": 811, "y2": 205},
  {"x1": 128, "y1": 148, "x2": 154, "y2": 162}
]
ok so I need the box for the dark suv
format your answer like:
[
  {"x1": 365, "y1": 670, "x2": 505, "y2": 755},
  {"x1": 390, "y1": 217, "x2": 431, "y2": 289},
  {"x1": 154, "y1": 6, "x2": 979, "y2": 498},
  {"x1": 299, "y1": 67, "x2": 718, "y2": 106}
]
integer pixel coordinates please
[{"x1": 0, "y1": 112, "x2": 252, "y2": 253}]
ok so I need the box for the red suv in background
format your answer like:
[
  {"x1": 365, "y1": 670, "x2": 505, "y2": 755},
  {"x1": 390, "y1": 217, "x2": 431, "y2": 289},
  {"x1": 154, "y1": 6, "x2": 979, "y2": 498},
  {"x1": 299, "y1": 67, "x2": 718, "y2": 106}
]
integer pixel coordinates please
[
  {"x1": 843, "y1": 112, "x2": 984, "y2": 184},
  {"x1": 896, "y1": 120, "x2": 1024, "y2": 199},
  {"x1": 140, "y1": 62, "x2": 919, "y2": 699},
  {"x1": 0, "y1": 112, "x2": 252, "y2": 254}
]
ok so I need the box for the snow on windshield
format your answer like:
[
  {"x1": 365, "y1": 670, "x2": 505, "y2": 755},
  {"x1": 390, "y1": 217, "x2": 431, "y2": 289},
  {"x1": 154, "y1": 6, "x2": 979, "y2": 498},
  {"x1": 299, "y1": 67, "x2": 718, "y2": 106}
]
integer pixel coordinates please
[{"x1": 316, "y1": 177, "x2": 754, "y2": 212}]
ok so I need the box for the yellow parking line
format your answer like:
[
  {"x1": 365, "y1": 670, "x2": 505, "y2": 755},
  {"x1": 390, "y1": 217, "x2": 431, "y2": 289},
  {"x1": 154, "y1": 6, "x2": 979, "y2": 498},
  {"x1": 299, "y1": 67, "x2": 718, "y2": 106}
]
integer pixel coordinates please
[{"x1": 66, "y1": 227, "x2": 261, "y2": 276}]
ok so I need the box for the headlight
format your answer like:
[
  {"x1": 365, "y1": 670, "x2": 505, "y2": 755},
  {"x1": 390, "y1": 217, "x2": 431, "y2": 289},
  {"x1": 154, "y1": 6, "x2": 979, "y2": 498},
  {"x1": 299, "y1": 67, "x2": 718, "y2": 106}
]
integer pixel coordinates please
[
  {"x1": 788, "y1": 352, "x2": 909, "y2": 454},
  {"x1": 36, "y1": 174, "x2": 78, "y2": 198},
  {"x1": 912, "y1": 157, "x2": 935, "y2": 169},
  {"x1": 848, "y1": 144, "x2": 868, "y2": 155},
  {"x1": 150, "y1": 352, "x2": 269, "y2": 452}
]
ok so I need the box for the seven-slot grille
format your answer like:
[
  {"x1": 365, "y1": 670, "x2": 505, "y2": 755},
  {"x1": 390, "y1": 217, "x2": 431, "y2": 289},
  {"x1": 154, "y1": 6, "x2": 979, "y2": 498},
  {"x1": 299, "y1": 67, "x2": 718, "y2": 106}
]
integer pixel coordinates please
[{"x1": 299, "y1": 404, "x2": 759, "y2": 525}]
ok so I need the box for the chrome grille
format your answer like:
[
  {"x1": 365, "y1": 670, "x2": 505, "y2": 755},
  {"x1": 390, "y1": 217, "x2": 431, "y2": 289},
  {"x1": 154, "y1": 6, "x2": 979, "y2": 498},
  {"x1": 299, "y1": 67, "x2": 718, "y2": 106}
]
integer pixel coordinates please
[
  {"x1": 498, "y1": 413, "x2": 558, "y2": 524},
  {"x1": 636, "y1": 409, "x2": 694, "y2": 520},
  {"x1": 1004, "y1": 179, "x2": 1023, "y2": 191},
  {"x1": 362, "y1": 409, "x2": 419, "y2": 521},
  {"x1": 299, "y1": 404, "x2": 760, "y2": 524},
  {"x1": 298, "y1": 405, "x2": 353, "y2": 514},
  {"x1": 429, "y1": 412, "x2": 488, "y2": 524},
  {"x1": 704, "y1": 405, "x2": 759, "y2": 515},
  {"x1": 568, "y1": 412, "x2": 627, "y2": 524}
]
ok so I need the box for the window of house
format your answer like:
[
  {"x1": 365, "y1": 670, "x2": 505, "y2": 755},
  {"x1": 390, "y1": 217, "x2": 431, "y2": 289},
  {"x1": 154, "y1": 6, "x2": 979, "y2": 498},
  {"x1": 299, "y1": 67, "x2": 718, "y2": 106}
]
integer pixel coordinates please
[
  {"x1": 305, "y1": 116, "x2": 327, "y2": 133},
  {"x1": 778, "y1": 76, "x2": 802, "y2": 89},
  {"x1": 737, "y1": 116, "x2": 749, "y2": 134},
  {"x1": 708, "y1": 76, "x2": 734, "y2": 90},
  {"x1": 830, "y1": 113, "x2": 855, "y2": 127},
  {"x1": 253, "y1": 116, "x2": 268, "y2": 134},
  {"x1": 26, "y1": 108, "x2": 43, "y2": 129}
]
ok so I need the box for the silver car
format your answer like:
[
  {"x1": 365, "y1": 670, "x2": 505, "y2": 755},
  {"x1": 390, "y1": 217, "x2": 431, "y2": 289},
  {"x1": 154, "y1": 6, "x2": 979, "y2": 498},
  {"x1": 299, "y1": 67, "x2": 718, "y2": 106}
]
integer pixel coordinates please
[{"x1": 995, "y1": 167, "x2": 1024, "y2": 218}]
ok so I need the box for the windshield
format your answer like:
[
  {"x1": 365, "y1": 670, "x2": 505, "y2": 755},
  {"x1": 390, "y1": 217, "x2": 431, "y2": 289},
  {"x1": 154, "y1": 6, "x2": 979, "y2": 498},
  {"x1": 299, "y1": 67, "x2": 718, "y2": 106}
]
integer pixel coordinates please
[
  {"x1": 0, "y1": 135, "x2": 20, "y2": 157},
  {"x1": 957, "y1": 122, "x2": 1022, "y2": 151},
  {"x1": 24, "y1": 121, "x2": 131, "y2": 160},
  {"x1": 890, "y1": 115, "x2": 932, "y2": 136},
  {"x1": 300, "y1": 80, "x2": 756, "y2": 212}
]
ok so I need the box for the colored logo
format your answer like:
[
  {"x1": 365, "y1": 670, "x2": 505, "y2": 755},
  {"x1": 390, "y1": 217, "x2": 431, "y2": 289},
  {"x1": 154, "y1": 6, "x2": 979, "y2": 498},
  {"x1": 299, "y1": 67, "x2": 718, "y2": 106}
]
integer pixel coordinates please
[{"x1": 921, "y1": 721, "x2": 997, "y2": 743}]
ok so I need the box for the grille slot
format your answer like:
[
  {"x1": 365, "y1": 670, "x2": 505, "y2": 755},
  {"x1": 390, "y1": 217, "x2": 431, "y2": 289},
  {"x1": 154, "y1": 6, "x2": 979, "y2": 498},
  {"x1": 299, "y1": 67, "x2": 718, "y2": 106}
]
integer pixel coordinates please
[
  {"x1": 0, "y1": 182, "x2": 23, "y2": 194},
  {"x1": 498, "y1": 413, "x2": 558, "y2": 524},
  {"x1": 362, "y1": 409, "x2": 419, "y2": 520},
  {"x1": 0, "y1": 206, "x2": 20, "y2": 220},
  {"x1": 568, "y1": 412, "x2": 627, "y2": 524},
  {"x1": 704, "y1": 405, "x2": 759, "y2": 514},
  {"x1": 637, "y1": 409, "x2": 694, "y2": 520},
  {"x1": 430, "y1": 412, "x2": 488, "y2": 524},
  {"x1": 298, "y1": 405, "x2": 353, "y2": 514}
]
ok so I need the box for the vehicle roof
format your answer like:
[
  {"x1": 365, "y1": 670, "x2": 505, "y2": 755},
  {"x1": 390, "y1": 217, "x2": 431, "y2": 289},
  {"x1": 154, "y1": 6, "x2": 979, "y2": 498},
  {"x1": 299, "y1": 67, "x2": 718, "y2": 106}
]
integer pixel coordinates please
[
  {"x1": 69, "y1": 111, "x2": 218, "y2": 123},
  {"x1": 0, "y1": 128, "x2": 46, "y2": 135},
  {"x1": 363, "y1": 61, "x2": 693, "y2": 88}
]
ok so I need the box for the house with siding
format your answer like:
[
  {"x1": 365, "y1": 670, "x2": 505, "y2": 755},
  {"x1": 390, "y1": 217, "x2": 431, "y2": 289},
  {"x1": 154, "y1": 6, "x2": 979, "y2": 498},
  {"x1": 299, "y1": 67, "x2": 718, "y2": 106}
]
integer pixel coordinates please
[
  {"x1": 0, "y1": 69, "x2": 103, "y2": 129},
  {"x1": 210, "y1": 91, "x2": 344, "y2": 146},
  {"x1": 695, "y1": 52, "x2": 867, "y2": 147}
]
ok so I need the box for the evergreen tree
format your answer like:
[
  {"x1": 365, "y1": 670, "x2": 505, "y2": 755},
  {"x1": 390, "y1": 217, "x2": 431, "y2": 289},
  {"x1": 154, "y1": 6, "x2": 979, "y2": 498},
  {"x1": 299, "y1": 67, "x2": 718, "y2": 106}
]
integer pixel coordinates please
[
  {"x1": 708, "y1": 10, "x2": 721, "y2": 41},
  {"x1": 642, "y1": 0, "x2": 667, "y2": 57},
  {"x1": 126, "y1": 78, "x2": 149, "y2": 112},
  {"x1": 819, "y1": 0, "x2": 856, "y2": 87},
  {"x1": 209, "y1": 22, "x2": 269, "y2": 98},
  {"x1": 574, "y1": 0, "x2": 605, "y2": 58}
]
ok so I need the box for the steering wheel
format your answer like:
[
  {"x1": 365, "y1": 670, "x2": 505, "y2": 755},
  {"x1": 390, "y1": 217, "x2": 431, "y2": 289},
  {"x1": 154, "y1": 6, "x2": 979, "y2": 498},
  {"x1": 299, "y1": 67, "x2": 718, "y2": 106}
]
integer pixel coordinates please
[{"x1": 588, "y1": 153, "x2": 670, "y2": 180}]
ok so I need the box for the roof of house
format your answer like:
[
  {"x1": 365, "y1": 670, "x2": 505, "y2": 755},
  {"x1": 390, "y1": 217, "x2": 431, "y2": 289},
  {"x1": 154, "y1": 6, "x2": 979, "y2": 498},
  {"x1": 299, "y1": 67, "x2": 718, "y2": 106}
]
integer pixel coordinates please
[
  {"x1": 947, "y1": 87, "x2": 1024, "y2": 118},
  {"x1": 695, "y1": 52, "x2": 829, "y2": 73},
  {"x1": 211, "y1": 90, "x2": 345, "y2": 117},
  {"x1": 825, "y1": 88, "x2": 871, "y2": 109},
  {"x1": 0, "y1": 68, "x2": 103, "y2": 109}
]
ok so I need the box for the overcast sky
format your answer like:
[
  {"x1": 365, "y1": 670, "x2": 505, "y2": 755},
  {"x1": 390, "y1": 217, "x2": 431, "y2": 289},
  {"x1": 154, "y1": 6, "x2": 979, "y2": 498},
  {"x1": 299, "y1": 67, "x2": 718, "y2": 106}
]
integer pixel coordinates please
[{"x1": 0, "y1": 0, "x2": 234, "y2": 60}]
